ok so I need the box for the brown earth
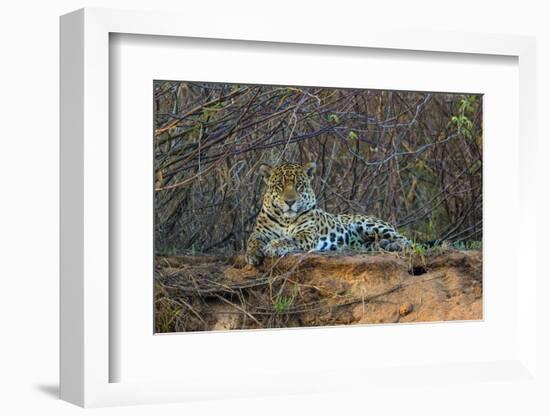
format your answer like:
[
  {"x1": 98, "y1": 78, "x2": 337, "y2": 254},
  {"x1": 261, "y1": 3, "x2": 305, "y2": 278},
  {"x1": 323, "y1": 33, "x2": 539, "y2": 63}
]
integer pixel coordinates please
[{"x1": 154, "y1": 249, "x2": 482, "y2": 332}]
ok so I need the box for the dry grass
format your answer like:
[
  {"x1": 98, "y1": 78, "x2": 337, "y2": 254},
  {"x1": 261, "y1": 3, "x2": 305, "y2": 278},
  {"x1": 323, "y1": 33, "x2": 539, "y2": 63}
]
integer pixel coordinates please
[{"x1": 154, "y1": 247, "x2": 482, "y2": 332}]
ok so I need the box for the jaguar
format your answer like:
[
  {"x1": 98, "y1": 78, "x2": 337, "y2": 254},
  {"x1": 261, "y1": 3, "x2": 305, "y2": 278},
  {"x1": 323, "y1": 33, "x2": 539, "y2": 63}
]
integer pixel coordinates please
[{"x1": 245, "y1": 162, "x2": 411, "y2": 266}]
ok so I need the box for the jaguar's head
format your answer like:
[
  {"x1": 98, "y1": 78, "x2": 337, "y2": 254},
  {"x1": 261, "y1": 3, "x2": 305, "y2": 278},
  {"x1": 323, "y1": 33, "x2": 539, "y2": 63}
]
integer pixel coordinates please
[{"x1": 259, "y1": 162, "x2": 317, "y2": 219}]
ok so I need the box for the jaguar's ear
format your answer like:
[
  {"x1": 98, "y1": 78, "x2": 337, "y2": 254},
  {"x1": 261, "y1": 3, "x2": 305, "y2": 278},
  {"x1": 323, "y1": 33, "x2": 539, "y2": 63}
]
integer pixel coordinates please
[
  {"x1": 259, "y1": 163, "x2": 273, "y2": 183},
  {"x1": 303, "y1": 162, "x2": 317, "y2": 179}
]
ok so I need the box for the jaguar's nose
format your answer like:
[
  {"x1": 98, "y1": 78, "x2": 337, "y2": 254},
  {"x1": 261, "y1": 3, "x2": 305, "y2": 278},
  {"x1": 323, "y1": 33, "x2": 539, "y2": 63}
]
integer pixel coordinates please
[{"x1": 285, "y1": 197, "x2": 296, "y2": 207}]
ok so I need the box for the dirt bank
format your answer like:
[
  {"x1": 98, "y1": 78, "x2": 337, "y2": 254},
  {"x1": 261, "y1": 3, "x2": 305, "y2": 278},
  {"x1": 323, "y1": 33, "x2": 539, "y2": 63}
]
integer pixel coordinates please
[{"x1": 154, "y1": 249, "x2": 482, "y2": 332}]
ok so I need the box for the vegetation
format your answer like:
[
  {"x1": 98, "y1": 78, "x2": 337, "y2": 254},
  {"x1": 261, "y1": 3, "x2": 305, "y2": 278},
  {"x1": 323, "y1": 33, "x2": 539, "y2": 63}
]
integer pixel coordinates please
[
  {"x1": 154, "y1": 248, "x2": 483, "y2": 332},
  {"x1": 154, "y1": 81, "x2": 482, "y2": 256}
]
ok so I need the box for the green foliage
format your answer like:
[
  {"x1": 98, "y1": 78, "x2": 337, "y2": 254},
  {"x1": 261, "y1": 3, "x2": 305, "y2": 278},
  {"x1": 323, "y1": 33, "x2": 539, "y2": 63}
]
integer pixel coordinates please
[
  {"x1": 327, "y1": 113, "x2": 340, "y2": 124},
  {"x1": 202, "y1": 102, "x2": 224, "y2": 118},
  {"x1": 273, "y1": 285, "x2": 298, "y2": 313},
  {"x1": 403, "y1": 239, "x2": 482, "y2": 259},
  {"x1": 452, "y1": 240, "x2": 482, "y2": 250},
  {"x1": 158, "y1": 245, "x2": 179, "y2": 256},
  {"x1": 273, "y1": 296, "x2": 293, "y2": 313},
  {"x1": 156, "y1": 302, "x2": 181, "y2": 333},
  {"x1": 451, "y1": 95, "x2": 478, "y2": 139},
  {"x1": 410, "y1": 242, "x2": 427, "y2": 257},
  {"x1": 347, "y1": 130, "x2": 358, "y2": 140}
]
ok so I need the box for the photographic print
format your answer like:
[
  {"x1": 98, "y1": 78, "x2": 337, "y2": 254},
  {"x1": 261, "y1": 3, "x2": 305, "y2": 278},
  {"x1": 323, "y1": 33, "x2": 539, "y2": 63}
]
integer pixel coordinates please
[{"x1": 154, "y1": 81, "x2": 482, "y2": 333}]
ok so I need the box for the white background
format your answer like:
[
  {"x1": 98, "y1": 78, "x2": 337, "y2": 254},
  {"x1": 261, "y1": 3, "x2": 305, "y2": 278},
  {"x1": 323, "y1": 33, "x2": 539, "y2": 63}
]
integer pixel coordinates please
[
  {"x1": 112, "y1": 34, "x2": 519, "y2": 384},
  {"x1": 1, "y1": 0, "x2": 548, "y2": 415}
]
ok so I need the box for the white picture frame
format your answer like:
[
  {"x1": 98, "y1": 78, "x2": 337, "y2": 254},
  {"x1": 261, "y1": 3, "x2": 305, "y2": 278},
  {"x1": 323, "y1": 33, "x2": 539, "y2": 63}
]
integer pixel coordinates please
[{"x1": 60, "y1": 7, "x2": 539, "y2": 408}]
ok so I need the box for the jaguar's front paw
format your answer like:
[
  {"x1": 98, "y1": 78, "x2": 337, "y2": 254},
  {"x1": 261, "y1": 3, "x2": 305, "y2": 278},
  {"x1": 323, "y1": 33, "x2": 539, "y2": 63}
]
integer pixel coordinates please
[
  {"x1": 245, "y1": 249, "x2": 264, "y2": 266},
  {"x1": 263, "y1": 239, "x2": 296, "y2": 257}
]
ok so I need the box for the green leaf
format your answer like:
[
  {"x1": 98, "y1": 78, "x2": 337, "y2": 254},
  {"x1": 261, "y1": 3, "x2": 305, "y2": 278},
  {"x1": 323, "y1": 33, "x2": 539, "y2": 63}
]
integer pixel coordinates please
[{"x1": 347, "y1": 131, "x2": 358, "y2": 140}]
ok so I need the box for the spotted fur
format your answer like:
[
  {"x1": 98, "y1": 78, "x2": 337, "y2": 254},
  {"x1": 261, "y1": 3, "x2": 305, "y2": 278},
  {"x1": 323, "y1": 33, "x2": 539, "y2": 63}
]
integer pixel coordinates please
[{"x1": 245, "y1": 162, "x2": 411, "y2": 266}]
